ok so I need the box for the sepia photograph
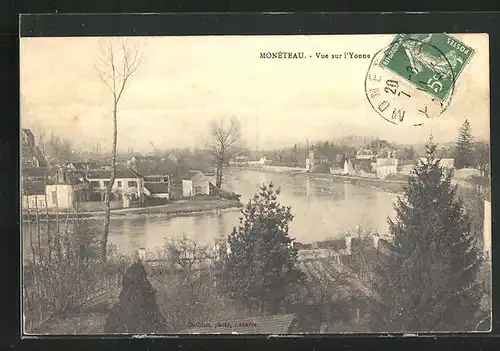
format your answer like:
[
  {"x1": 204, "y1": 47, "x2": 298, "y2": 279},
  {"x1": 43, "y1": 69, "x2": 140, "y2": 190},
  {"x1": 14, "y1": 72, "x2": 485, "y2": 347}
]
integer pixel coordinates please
[{"x1": 20, "y1": 33, "x2": 491, "y2": 335}]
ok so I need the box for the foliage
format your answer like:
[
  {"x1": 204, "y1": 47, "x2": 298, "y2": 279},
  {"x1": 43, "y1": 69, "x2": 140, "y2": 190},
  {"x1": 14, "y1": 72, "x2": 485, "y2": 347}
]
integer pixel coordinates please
[
  {"x1": 219, "y1": 183, "x2": 304, "y2": 314},
  {"x1": 144, "y1": 237, "x2": 253, "y2": 332},
  {"x1": 473, "y1": 141, "x2": 490, "y2": 176},
  {"x1": 209, "y1": 117, "x2": 242, "y2": 189},
  {"x1": 23, "y1": 203, "x2": 128, "y2": 333},
  {"x1": 454, "y1": 119, "x2": 475, "y2": 169},
  {"x1": 370, "y1": 136, "x2": 484, "y2": 332},
  {"x1": 104, "y1": 260, "x2": 167, "y2": 334}
]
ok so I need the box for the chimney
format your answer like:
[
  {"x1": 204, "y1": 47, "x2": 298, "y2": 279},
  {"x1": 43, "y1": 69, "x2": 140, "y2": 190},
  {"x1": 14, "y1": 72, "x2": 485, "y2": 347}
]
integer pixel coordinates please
[
  {"x1": 345, "y1": 232, "x2": 352, "y2": 255},
  {"x1": 373, "y1": 232, "x2": 380, "y2": 249}
]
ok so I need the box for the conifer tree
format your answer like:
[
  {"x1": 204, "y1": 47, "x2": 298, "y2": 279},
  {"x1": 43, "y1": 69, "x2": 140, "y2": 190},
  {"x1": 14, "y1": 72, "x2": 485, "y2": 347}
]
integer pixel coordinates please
[
  {"x1": 455, "y1": 119, "x2": 474, "y2": 169},
  {"x1": 104, "y1": 260, "x2": 167, "y2": 333},
  {"x1": 371, "y1": 136, "x2": 483, "y2": 332},
  {"x1": 220, "y1": 183, "x2": 304, "y2": 314}
]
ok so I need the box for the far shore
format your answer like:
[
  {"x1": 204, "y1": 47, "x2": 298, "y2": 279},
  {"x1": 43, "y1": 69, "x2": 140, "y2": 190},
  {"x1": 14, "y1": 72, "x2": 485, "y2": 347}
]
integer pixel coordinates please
[
  {"x1": 233, "y1": 166, "x2": 407, "y2": 194},
  {"x1": 22, "y1": 198, "x2": 242, "y2": 222}
]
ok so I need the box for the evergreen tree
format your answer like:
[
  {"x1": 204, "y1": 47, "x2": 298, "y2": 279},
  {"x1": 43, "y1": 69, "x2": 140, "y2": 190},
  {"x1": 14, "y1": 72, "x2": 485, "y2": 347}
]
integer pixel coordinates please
[
  {"x1": 220, "y1": 183, "x2": 304, "y2": 314},
  {"x1": 454, "y1": 119, "x2": 474, "y2": 169},
  {"x1": 104, "y1": 260, "x2": 167, "y2": 333},
  {"x1": 371, "y1": 136, "x2": 483, "y2": 332}
]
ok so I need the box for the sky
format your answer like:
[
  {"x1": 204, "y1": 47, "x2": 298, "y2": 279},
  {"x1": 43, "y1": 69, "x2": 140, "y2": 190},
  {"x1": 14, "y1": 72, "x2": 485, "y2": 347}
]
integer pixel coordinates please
[{"x1": 20, "y1": 34, "x2": 490, "y2": 153}]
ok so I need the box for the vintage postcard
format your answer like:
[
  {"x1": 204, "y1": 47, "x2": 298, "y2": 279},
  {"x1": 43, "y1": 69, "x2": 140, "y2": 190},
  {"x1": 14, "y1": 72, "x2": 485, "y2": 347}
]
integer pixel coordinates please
[{"x1": 20, "y1": 33, "x2": 491, "y2": 335}]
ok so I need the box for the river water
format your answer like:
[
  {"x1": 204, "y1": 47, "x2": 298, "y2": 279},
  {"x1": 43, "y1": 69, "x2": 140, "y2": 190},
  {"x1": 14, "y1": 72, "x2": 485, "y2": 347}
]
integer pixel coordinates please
[{"x1": 23, "y1": 169, "x2": 399, "y2": 257}]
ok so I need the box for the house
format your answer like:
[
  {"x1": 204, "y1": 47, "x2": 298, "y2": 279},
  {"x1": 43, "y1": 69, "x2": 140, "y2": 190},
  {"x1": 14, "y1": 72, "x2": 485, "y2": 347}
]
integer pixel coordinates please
[
  {"x1": 21, "y1": 128, "x2": 46, "y2": 168},
  {"x1": 374, "y1": 158, "x2": 398, "y2": 179},
  {"x1": 86, "y1": 168, "x2": 145, "y2": 205},
  {"x1": 306, "y1": 150, "x2": 329, "y2": 172},
  {"x1": 229, "y1": 155, "x2": 251, "y2": 166},
  {"x1": 351, "y1": 159, "x2": 373, "y2": 176},
  {"x1": 44, "y1": 181, "x2": 89, "y2": 210},
  {"x1": 22, "y1": 168, "x2": 90, "y2": 211},
  {"x1": 182, "y1": 170, "x2": 210, "y2": 197},
  {"x1": 178, "y1": 314, "x2": 299, "y2": 334},
  {"x1": 21, "y1": 181, "x2": 47, "y2": 209},
  {"x1": 143, "y1": 182, "x2": 171, "y2": 201},
  {"x1": 344, "y1": 158, "x2": 355, "y2": 175}
]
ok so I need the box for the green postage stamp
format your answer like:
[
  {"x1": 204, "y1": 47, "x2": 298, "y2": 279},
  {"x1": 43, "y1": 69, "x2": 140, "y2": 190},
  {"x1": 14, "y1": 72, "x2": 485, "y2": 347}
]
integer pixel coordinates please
[
  {"x1": 380, "y1": 33, "x2": 475, "y2": 101},
  {"x1": 364, "y1": 33, "x2": 476, "y2": 126}
]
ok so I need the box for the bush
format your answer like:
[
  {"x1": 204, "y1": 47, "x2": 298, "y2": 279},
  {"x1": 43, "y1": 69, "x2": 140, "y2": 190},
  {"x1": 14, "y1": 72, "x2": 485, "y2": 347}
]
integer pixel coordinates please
[
  {"x1": 104, "y1": 260, "x2": 167, "y2": 334},
  {"x1": 23, "y1": 211, "x2": 128, "y2": 333},
  {"x1": 145, "y1": 236, "x2": 253, "y2": 331}
]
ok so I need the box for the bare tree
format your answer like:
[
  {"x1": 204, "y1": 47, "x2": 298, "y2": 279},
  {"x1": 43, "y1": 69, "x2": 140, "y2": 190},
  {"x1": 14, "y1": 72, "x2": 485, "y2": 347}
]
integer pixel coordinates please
[
  {"x1": 473, "y1": 141, "x2": 490, "y2": 177},
  {"x1": 209, "y1": 117, "x2": 241, "y2": 189},
  {"x1": 95, "y1": 38, "x2": 144, "y2": 261}
]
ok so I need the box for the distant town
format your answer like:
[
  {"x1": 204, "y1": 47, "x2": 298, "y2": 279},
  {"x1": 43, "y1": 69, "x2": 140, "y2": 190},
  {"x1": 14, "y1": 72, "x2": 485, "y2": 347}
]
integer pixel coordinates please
[{"x1": 21, "y1": 124, "x2": 489, "y2": 216}]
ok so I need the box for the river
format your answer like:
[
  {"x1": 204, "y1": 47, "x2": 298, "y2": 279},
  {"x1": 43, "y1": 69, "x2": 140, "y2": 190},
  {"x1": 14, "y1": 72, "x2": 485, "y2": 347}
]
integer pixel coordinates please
[{"x1": 23, "y1": 169, "x2": 399, "y2": 257}]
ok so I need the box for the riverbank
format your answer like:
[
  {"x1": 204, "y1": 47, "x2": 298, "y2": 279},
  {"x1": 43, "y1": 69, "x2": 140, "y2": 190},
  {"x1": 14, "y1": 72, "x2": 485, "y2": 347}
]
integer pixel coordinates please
[
  {"x1": 22, "y1": 198, "x2": 242, "y2": 221},
  {"x1": 234, "y1": 166, "x2": 406, "y2": 194},
  {"x1": 306, "y1": 173, "x2": 406, "y2": 194}
]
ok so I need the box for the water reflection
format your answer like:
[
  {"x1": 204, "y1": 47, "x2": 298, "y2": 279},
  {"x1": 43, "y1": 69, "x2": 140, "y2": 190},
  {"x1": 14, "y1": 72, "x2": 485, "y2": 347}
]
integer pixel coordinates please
[{"x1": 23, "y1": 169, "x2": 398, "y2": 256}]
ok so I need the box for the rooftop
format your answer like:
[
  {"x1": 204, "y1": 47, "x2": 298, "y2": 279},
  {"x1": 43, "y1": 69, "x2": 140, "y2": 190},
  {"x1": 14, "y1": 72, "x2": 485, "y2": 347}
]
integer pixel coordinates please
[
  {"x1": 182, "y1": 170, "x2": 207, "y2": 181},
  {"x1": 144, "y1": 182, "x2": 170, "y2": 194},
  {"x1": 22, "y1": 167, "x2": 52, "y2": 179},
  {"x1": 22, "y1": 180, "x2": 46, "y2": 196},
  {"x1": 87, "y1": 168, "x2": 143, "y2": 179}
]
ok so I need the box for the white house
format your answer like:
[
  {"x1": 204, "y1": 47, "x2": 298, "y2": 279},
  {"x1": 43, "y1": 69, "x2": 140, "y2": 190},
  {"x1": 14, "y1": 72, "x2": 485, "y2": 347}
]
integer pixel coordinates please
[
  {"x1": 375, "y1": 158, "x2": 398, "y2": 179},
  {"x1": 344, "y1": 159, "x2": 355, "y2": 175},
  {"x1": 22, "y1": 179, "x2": 88, "y2": 211},
  {"x1": 86, "y1": 168, "x2": 145, "y2": 205},
  {"x1": 182, "y1": 171, "x2": 210, "y2": 197},
  {"x1": 21, "y1": 181, "x2": 47, "y2": 210},
  {"x1": 45, "y1": 182, "x2": 88, "y2": 210}
]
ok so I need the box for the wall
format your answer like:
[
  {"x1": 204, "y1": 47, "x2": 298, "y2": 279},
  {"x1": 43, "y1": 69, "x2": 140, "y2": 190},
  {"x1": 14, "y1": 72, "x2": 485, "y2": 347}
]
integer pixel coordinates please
[
  {"x1": 87, "y1": 176, "x2": 144, "y2": 203},
  {"x1": 45, "y1": 184, "x2": 74, "y2": 210},
  {"x1": 330, "y1": 167, "x2": 343, "y2": 175},
  {"x1": 376, "y1": 165, "x2": 398, "y2": 180},
  {"x1": 182, "y1": 180, "x2": 193, "y2": 197},
  {"x1": 192, "y1": 179, "x2": 209, "y2": 195},
  {"x1": 78, "y1": 201, "x2": 122, "y2": 212},
  {"x1": 150, "y1": 193, "x2": 170, "y2": 199},
  {"x1": 22, "y1": 194, "x2": 47, "y2": 210}
]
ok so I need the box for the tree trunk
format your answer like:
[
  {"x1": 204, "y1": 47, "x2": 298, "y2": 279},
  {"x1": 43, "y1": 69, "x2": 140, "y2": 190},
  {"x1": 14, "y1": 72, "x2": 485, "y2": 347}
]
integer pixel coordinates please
[
  {"x1": 216, "y1": 158, "x2": 223, "y2": 189},
  {"x1": 101, "y1": 104, "x2": 118, "y2": 262}
]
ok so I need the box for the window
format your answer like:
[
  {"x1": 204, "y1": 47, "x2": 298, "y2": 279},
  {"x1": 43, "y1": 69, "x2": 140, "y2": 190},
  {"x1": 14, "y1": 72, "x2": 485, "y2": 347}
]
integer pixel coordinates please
[
  {"x1": 90, "y1": 181, "x2": 100, "y2": 188},
  {"x1": 117, "y1": 181, "x2": 122, "y2": 188},
  {"x1": 103, "y1": 181, "x2": 110, "y2": 187},
  {"x1": 38, "y1": 199, "x2": 45, "y2": 207},
  {"x1": 51, "y1": 191, "x2": 57, "y2": 204},
  {"x1": 128, "y1": 181, "x2": 138, "y2": 188}
]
